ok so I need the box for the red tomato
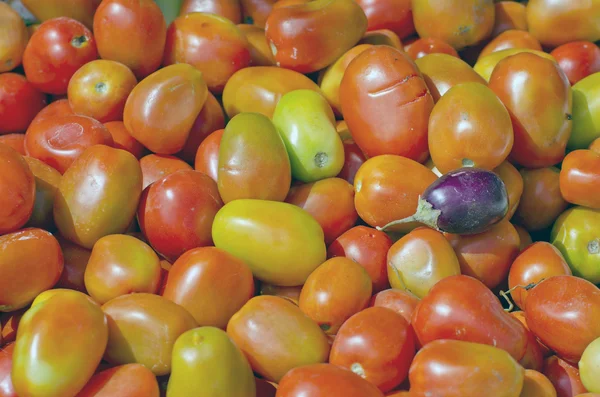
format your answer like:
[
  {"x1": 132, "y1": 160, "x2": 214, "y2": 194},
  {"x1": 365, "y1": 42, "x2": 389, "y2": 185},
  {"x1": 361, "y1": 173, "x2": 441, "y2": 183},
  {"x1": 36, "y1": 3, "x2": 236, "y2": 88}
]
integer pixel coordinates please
[
  {"x1": 543, "y1": 356, "x2": 587, "y2": 397},
  {"x1": 336, "y1": 124, "x2": 367, "y2": 186},
  {"x1": 369, "y1": 289, "x2": 419, "y2": 324},
  {"x1": 23, "y1": 17, "x2": 98, "y2": 95},
  {"x1": 23, "y1": 156, "x2": 62, "y2": 230},
  {"x1": 479, "y1": 30, "x2": 542, "y2": 58},
  {"x1": 551, "y1": 41, "x2": 600, "y2": 85},
  {"x1": 0, "y1": 144, "x2": 35, "y2": 235},
  {"x1": 55, "y1": 236, "x2": 91, "y2": 293},
  {"x1": 104, "y1": 121, "x2": 145, "y2": 159},
  {"x1": 194, "y1": 128, "x2": 223, "y2": 182},
  {"x1": 75, "y1": 364, "x2": 160, "y2": 397},
  {"x1": 354, "y1": 0, "x2": 414, "y2": 39},
  {"x1": 559, "y1": 149, "x2": 600, "y2": 209},
  {"x1": 28, "y1": 98, "x2": 74, "y2": 128},
  {"x1": 139, "y1": 154, "x2": 193, "y2": 190},
  {"x1": 0, "y1": 73, "x2": 46, "y2": 135},
  {"x1": 180, "y1": 0, "x2": 242, "y2": 23},
  {"x1": 0, "y1": 343, "x2": 16, "y2": 397},
  {"x1": 405, "y1": 37, "x2": 459, "y2": 60}
]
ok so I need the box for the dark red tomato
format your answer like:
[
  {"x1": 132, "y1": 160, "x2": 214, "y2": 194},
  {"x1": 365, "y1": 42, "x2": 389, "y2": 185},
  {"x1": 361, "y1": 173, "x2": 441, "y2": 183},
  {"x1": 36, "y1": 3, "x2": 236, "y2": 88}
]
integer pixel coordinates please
[
  {"x1": 0, "y1": 343, "x2": 16, "y2": 397},
  {"x1": 543, "y1": 356, "x2": 587, "y2": 397},
  {"x1": 104, "y1": 121, "x2": 145, "y2": 159},
  {"x1": 139, "y1": 154, "x2": 193, "y2": 190},
  {"x1": 0, "y1": 73, "x2": 46, "y2": 135},
  {"x1": 405, "y1": 37, "x2": 459, "y2": 60},
  {"x1": 551, "y1": 41, "x2": 600, "y2": 85},
  {"x1": 194, "y1": 128, "x2": 223, "y2": 183},
  {"x1": 0, "y1": 144, "x2": 35, "y2": 235},
  {"x1": 24, "y1": 114, "x2": 114, "y2": 174},
  {"x1": 354, "y1": 0, "x2": 414, "y2": 39},
  {"x1": 23, "y1": 17, "x2": 98, "y2": 95},
  {"x1": 138, "y1": 170, "x2": 223, "y2": 262},
  {"x1": 0, "y1": 135, "x2": 26, "y2": 155},
  {"x1": 369, "y1": 289, "x2": 419, "y2": 324},
  {"x1": 327, "y1": 226, "x2": 393, "y2": 293}
]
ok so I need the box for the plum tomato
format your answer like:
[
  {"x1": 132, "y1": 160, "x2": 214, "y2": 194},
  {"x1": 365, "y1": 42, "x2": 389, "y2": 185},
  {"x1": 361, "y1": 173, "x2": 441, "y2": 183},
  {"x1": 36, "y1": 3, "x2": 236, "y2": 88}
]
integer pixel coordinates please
[
  {"x1": 0, "y1": 134, "x2": 26, "y2": 155},
  {"x1": 240, "y1": 0, "x2": 276, "y2": 28},
  {"x1": 20, "y1": 0, "x2": 98, "y2": 29},
  {"x1": 0, "y1": 144, "x2": 35, "y2": 235},
  {"x1": 358, "y1": 29, "x2": 403, "y2": 49},
  {"x1": 0, "y1": 73, "x2": 47, "y2": 135},
  {"x1": 474, "y1": 48, "x2": 556, "y2": 82},
  {"x1": 55, "y1": 236, "x2": 91, "y2": 293},
  {"x1": 543, "y1": 355, "x2": 587, "y2": 397},
  {"x1": 559, "y1": 149, "x2": 600, "y2": 209},
  {"x1": 237, "y1": 24, "x2": 277, "y2": 67},
  {"x1": 570, "y1": 73, "x2": 600, "y2": 150},
  {"x1": 519, "y1": 370, "x2": 556, "y2": 397}
]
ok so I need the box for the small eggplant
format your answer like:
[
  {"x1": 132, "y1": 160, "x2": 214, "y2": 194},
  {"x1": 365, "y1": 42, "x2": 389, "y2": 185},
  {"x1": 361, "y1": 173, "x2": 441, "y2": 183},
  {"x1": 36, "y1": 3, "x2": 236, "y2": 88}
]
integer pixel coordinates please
[{"x1": 378, "y1": 167, "x2": 509, "y2": 235}]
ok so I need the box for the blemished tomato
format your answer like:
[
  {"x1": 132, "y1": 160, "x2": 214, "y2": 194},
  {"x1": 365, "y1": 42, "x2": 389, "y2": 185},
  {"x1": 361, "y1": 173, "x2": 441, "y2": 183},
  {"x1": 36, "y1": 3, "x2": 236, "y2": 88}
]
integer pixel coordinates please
[
  {"x1": 23, "y1": 156, "x2": 62, "y2": 230},
  {"x1": 137, "y1": 170, "x2": 222, "y2": 262},
  {"x1": 227, "y1": 296, "x2": 331, "y2": 383},
  {"x1": 68, "y1": 60, "x2": 137, "y2": 123},
  {"x1": 20, "y1": 0, "x2": 98, "y2": 29},
  {"x1": 412, "y1": 275, "x2": 528, "y2": 361},
  {"x1": 0, "y1": 144, "x2": 35, "y2": 235},
  {"x1": 519, "y1": 370, "x2": 557, "y2": 397},
  {"x1": 102, "y1": 293, "x2": 197, "y2": 376},
  {"x1": 180, "y1": 0, "x2": 242, "y2": 24},
  {"x1": 104, "y1": 121, "x2": 145, "y2": 159},
  {"x1": 93, "y1": 0, "x2": 166, "y2": 79},
  {"x1": 491, "y1": 1, "x2": 527, "y2": 37},
  {"x1": 369, "y1": 289, "x2": 419, "y2": 324},
  {"x1": 388, "y1": 227, "x2": 461, "y2": 298},
  {"x1": 123, "y1": 63, "x2": 208, "y2": 155},
  {"x1": 12, "y1": 289, "x2": 108, "y2": 397},
  {"x1": 0, "y1": 73, "x2": 47, "y2": 135},
  {"x1": 299, "y1": 257, "x2": 372, "y2": 335},
  {"x1": 340, "y1": 46, "x2": 434, "y2": 162},
  {"x1": 139, "y1": 154, "x2": 193, "y2": 190},
  {"x1": 580, "y1": 337, "x2": 600, "y2": 393},
  {"x1": 237, "y1": 24, "x2": 276, "y2": 67},
  {"x1": 55, "y1": 236, "x2": 91, "y2": 292},
  {"x1": 405, "y1": 37, "x2": 459, "y2": 60},
  {"x1": 0, "y1": 135, "x2": 26, "y2": 155},
  {"x1": 275, "y1": 363, "x2": 385, "y2": 397},
  {"x1": 409, "y1": 340, "x2": 525, "y2": 397},
  {"x1": 194, "y1": 128, "x2": 223, "y2": 182},
  {"x1": 329, "y1": 307, "x2": 415, "y2": 392},
  {"x1": 76, "y1": 364, "x2": 159, "y2": 397},
  {"x1": 23, "y1": 17, "x2": 98, "y2": 95},
  {"x1": 479, "y1": 30, "x2": 542, "y2": 59},
  {"x1": 161, "y1": 247, "x2": 255, "y2": 329},
  {"x1": 508, "y1": 242, "x2": 572, "y2": 311},
  {"x1": 354, "y1": 0, "x2": 413, "y2": 39},
  {"x1": 559, "y1": 149, "x2": 600, "y2": 209},
  {"x1": 54, "y1": 145, "x2": 143, "y2": 249},
  {"x1": 543, "y1": 356, "x2": 587, "y2": 397},
  {"x1": 0, "y1": 3, "x2": 28, "y2": 73},
  {"x1": 164, "y1": 13, "x2": 251, "y2": 94},
  {"x1": 0, "y1": 343, "x2": 16, "y2": 397},
  {"x1": 551, "y1": 41, "x2": 600, "y2": 86}
]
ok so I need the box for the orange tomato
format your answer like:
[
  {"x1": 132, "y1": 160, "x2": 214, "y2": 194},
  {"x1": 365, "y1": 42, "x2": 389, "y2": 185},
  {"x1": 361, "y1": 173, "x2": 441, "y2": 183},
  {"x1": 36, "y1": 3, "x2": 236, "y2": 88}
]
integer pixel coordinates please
[
  {"x1": 551, "y1": 41, "x2": 600, "y2": 85},
  {"x1": 508, "y1": 311, "x2": 545, "y2": 371},
  {"x1": 0, "y1": 342, "x2": 16, "y2": 396},
  {"x1": 515, "y1": 224, "x2": 533, "y2": 251},
  {"x1": 20, "y1": 0, "x2": 98, "y2": 28},
  {"x1": 517, "y1": 370, "x2": 557, "y2": 397},
  {"x1": 591, "y1": 137, "x2": 600, "y2": 154},
  {"x1": 240, "y1": 0, "x2": 276, "y2": 28},
  {"x1": 0, "y1": 135, "x2": 26, "y2": 155},
  {"x1": 358, "y1": 29, "x2": 403, "y2": 50},
  {"x1": 354, "y1": 0, "x2": 413, "y2": 39},
  {"x1": 76, "y1": 364, "x2": 159, "y2": 397},
  {"x1": 0, "y1": 144, "x2": 35, "y2": 235},
  {"x1": 1, "y1": 309, "x2": 25, "y2": 345},
  {"x1": 494, "y1": 161, "x2": 524, "y2": 221},
  {"x1": 479, "y1": 30, "x2": 542, "y2": 58},
  {"x1": 492, "y1": 1, "x2": 527, "y2": 37},
  {"x1": 55, "y1": 236, "x2": 91, "y2": 293},
  {"x1": 194, "y1": 128, "x2": 223, "y2": 182},
  {"x1": 23, "y1": 156, "x2": 62, "y2": 230},
  {"x1": 180, "y1": 0, "x2": 242, "y2": 24},
  {"x1": 139, "y1": 154, "x2": 192, "y2": 190},
  {"x1": 559, "y1": 149, "x2": 600, "y2": 209},
  {"x1": 405, "y1": 37, "x2": 459, "y2": 60},
  {"x1": 0, "y1": 73, "x2": 47, "y2": 134},
  {"x1": 104, "y1": 121, "x2": 145, "y2": 159},
  {"x1": 369, "y1": 289, "x2": 420, "y2": 325},
  {"x1": 0, "y1": 3, "x2": 28, "y2": 73}
]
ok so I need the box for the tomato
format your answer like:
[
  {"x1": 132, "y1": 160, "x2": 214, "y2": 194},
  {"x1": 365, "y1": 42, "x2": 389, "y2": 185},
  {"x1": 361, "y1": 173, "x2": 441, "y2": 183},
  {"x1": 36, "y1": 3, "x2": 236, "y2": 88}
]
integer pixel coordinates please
[
  {"x1": 474, "y1": 48, "x2": 556, "y2": 82},
  {"x1": 515, "y1": 224, "x2": 533, "y2": 251},
  {"x1": 222, "y1": 66, "x2": 321, "y2": 119},
  {"x1": 12, "y1": 290, "x2": 108, "y2": 397},
  {"x1": 591, "y1": 138, "x2": 600, "y2": 153},
  {"x1": 514, "y1": 167, "x2": 568, "y2": 232},
  {"x1": 580, "y1": 337, "x2": 600, "y2": 393},
  {"x1": 550, "y1": 41, "x2": 600, "y2": 86},
  {"x1": 358, "y1": 29, "x2": 403, "y2": 49},
  {"x1": 492, "y1": 161, "x2": 523, "y2": 221},
  {"x1": 543, "y1": 356, "x2": 587, "y2": 397},
  {"x1": 68, "y1": 60, "x2": 137, "y2": 123},
  {"x1": 409, "y1": 340, "x2": 525, "y2": 397},
  {"x1": 0, "y1": 3, "x2": 28, "y2": 73},
  {"x1": 227, "y1": 296, "x2": 330, "y2": 383},
  {"x1": 551, "y1": 206, "x2": 600, "y2": 284},
  {"x1": 54, "y1": 145, "x2": 142, "y2": 249},
  {"x1": 340, "y1": 46, "x2": 434, "y2": 162},
  {"x1": 508, "y1": 242, "x2": 572, "y2": 311},
  {"x1": 23, "y1": 17, "x2": 97, "y2": 95},
  {"x1": 139, "y1": 154, "x2": 192, "y2": 190},
  {"x1": 560, "y1": 149, "x2": 600, "y2": 209},
  {"x1": 414, "y1": 53, "x2": 486, "y2": 102},
  {"x1": 104, "y1": 121, "x2": 145, "y2": 159},
  {"x1": 412, "y1": 275, "x2": 528, "y2": 361},
  {"x1": 0, "y1": 144, "x2": 35, "y2": 235},
  {"x1": 570, "y1": 73, "x2": 600, "y2": 150},
  {"x1": 162, "y1": 247, "x2": 254, "y2": 328},
  {"x1": 93, "y1": 0, "x2": 166, "y2": 79},
  {"x1": 491, "y1": 1, "x2": 527, "y2": 37},
  {"x1": 22, "y1": 156, "x2": 61, "y2": 230},
  {"x1": 354, "y1": 155, "x2": 437, "y2": 231},
  {"x1": 406, "y1": 37, "x2": 459, "y2": 60},
  {"x1": 369, "y1": 289, "x2": 419, "y2": 324},
  {"x1": 388, "y1": 227, "x2": 461, "y2": 298},
  {"x1": 76, "y1": 364, "x2": 159, "y2": 397},
  {"x1": 180, "y1": 0, "x2": 242, "y2": 24},
  {"x1": 123, "y1": 63, "x2": 208, "y2": 155},
  {"x1": 0, "y1": 73, "x2": 47, "y2": 136},
  {"x1": 0, "y1": 135, "x2": 25, "y2": 155},
  {"x1": 20, "y1": 0, "x2": 98, "y2": 28},
  {"x1": 0, "y1": 343, "x2": 16, "y2": 397},
  {"x1": 526, "y1": 275, "x2": 600, "y2": 363},
  {"x1": 55, "y1": 236, "x2": 91, "y2": 292},
  {"x1": 276, "y1": 363, "x2": 385, "y2": 397},
  {"x1": 28, "y1": 98, "x2": 74, "y2": 127},
  {"x1": 1, "y1": 309, "x2": 25, "y2": 345},
  {"x1": 428, "y1": 82, "x2": 513, "y2": 173},
  {"x1": 336, "y1": 129, "x2": 367, "y2": 186},
  {"x1": 354, "y1": 0, "x2": 413, "y2": 39},
  {"x1": 517, "y1": 370, "x2": 556, "y2": 397},
  {"x1": 102, "y1": 293, "x2": 197, "y2": 376},
  {"x1": 265, "y1": 0, "x2": 367, "y2": 73},
  {"x1": 412, "y1": 0, "x2": 494, "y2": 50},
  {"x1": 509, "y1": 312, "x2": 545, "y2": 371},
  {"x1": 164, "y1": 13, "x2": 251, "y2": 94},
  {"x1": 218, "y1": 112, "x2": 291, "y2": 203},
  {"x1": 237, "y1": 24, "x2": 276, "y2": 67},
  {"x1": 240, "y1": 0, "x2": 276, "y2": 28},
  {"x1": 480, "y1": 30, "x2": 542, "y2": 59},
  {"x1": 138, "y1": 170, "x2": 222, "y2": 262},
  {"x1": 194, "y1": 128, "x2": 223, "y2": 182}
]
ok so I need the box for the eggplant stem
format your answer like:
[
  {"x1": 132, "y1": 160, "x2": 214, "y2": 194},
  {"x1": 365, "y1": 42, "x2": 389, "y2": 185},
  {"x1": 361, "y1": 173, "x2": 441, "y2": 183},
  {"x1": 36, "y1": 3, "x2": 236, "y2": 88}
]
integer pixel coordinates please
[
  {"x1": 376, "y1": 197, "x2": 441, "y2": 232},
  {"x1": 499, "y1": 279, "x2": 546, "y2": 312}
]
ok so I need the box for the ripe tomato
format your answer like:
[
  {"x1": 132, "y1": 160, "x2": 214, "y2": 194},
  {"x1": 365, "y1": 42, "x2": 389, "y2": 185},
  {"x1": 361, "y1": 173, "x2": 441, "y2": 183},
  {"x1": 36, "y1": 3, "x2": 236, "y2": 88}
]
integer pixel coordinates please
[
  {"x1": 237, "y1": 24, "x2": 276, "y2": 67},
  {"x1": 55, "y1": 236, "x2": 91, "y2": 293},
  {"x1": 369, "y1": 289, "x2": 419, "y2": 324},
  {"x1": 77, "y1": 364, "x2": 159, "y2": 397},
  {"x1": 510, "y1": 312, "x2": 546, "y2": 371},
  {"x1": 359, "y1": 29, "x2": 403, "y2": 49},
  {"x1": 551, "y1": 41, "x2": 600, "y2": 85},
  {"x1": 479, "y1": 30, "x2": 542, "y2": 58},
  {"x1": 580, "y1": 337, "x2": 600, "y2": 393},
  {"x1": 405, "y1": 37, "x2": 459, "y2": 60},
  {"x1": 0, "y1": 135, "x2": 26, "y2": 155},
  {"x1": 23, "y1": 17, "x2": 98, "y2": 95},
  {"x1": 180, "y1": 0, "x2": 242, "y2": 24},
  {"x1": 515, "y1": 224, "x2": 533, "y2": 251},
  {"x1": 23, "y1": 156, "x2": 62, "y2": 230},
  {"x1": 240, "y1": 0, "x2": 276, "y2": 27},
  {"x1": 494, "y1": 161, "x2": 523, "y2": 221},
  {"x1": 0, "y1": 144, "x2": 35, "y2": 235},
  {"x1": 492, "y1": 1, "x2": 527, "y2": 37},
  {"x1": 474, "y1": 48, "x2": 555, "y2": 82},
  {"x1": 559, "y1": 149, "x2": 600, "y2": 209},
  {"x1": 1, "y1": 310, "x2": 25, "y2": 345},
  {"x1": 543, "y1": 355, "x2": 587, "y2": 397},
  {"x1": 0, "y1": 343, "x2": 16, "y2": 397},
  {"x1": 335, "y1": 125, "x2": 367, "y2": 186},
  {"x1": 28, "y1": 98, "x2": 74, "y2": 127},
  {"x1": 139, "y1": 154, "x2": 192, "y2": 190},
  {"x1": 0, "y1": 73, "x2": 47, "y2": 135},
  {"x1": 517, "y1": 370, "x2": 556, "y2": 397},
  {"x1": 0, "y1": 3, "x2": 28, "y2": 73},
  {"x1": 354, "y1": 0, "x2": 413, "y2": 39},
  {"x1": 20, "y1": 0, "x2": 98, "y2": 28},
  {"x1": 194, "y1": 128, "x2": 223, "y2": 182},
  {"x1": 104, "y1": 121, "x2": 145, "y2": 159}
]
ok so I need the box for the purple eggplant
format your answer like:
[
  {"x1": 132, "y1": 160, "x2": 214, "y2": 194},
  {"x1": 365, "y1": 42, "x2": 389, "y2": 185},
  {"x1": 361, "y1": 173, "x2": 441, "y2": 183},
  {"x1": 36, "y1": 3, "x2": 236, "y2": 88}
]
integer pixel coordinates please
[{"x1": 378, "y1": 167, "x2": 508, "y2": 235}]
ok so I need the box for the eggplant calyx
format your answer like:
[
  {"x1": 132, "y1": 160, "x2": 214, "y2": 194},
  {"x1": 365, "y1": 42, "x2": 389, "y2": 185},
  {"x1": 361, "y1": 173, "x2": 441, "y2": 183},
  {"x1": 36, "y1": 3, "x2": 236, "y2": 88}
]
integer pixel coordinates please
[{"x1": 376, "y1": 196, "x2": 441, "y2": 232}]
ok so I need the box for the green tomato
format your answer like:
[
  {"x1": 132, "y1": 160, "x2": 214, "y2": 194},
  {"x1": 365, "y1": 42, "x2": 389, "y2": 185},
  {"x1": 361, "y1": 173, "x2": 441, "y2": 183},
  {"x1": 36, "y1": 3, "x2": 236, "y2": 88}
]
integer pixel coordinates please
[
  {"x1": 579, "y1": 336, "x2": 600, "y2": 392},
  {"x1": 570, "y1": 72, "x2": 600, "y2": 150},
  {"x1": 551, "y1": 206, "x2": 600, "y2": 283},
  {"x1": 272, "y1": 89, "x2": 344, "y2": 182}
]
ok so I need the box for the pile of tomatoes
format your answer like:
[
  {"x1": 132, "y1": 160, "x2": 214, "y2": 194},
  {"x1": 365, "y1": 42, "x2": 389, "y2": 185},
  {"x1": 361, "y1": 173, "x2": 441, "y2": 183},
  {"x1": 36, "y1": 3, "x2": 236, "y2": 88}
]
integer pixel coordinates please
[{"x1": 1, "y1": 0, "x2": 600, "y2": 396}]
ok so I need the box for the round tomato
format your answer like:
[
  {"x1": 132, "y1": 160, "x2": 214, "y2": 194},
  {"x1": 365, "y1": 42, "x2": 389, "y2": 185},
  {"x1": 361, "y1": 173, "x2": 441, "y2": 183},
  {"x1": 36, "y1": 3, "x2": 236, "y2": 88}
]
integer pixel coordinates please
[
  {"x1": 0, "y1": 3, "x2": 28, "y2": 73},
  {"x1": 0, "y1": 144, "x2": 35, "y2": 235},
  {"x1": 194, "y1": 128, "x2": 223, "y2": 182},
  {"x1": 406, "y1": 37, "x2": 458, "y2": 60},
  {"x1": 479, "y1": 30, "x2": 542, "y2": 58},
  {"x1": 559, "y1": 149, "x2": 600, "y2": 209},
  {"x1": 0, "y1": 73, "x2": 47, "y2": 135},
  {"x1": 551, "y1": 41, "x2": 600, "y2": 86},
  {"x1": 180, "y1": 0, "x2": 242, "y2": 24},
  {"x1": 491, "y1": 1, "x2": 527, "y2": 37}
]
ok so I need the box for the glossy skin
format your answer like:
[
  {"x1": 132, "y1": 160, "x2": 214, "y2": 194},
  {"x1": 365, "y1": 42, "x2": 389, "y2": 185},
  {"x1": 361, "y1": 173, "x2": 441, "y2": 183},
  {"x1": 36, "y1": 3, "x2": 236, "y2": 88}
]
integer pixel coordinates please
[
  {"x1": 409, "y1": 340, "x2": 525, "y2": 397},
  {"x1": 492, "y1": 1, "x2": 527, "y2": 37},
  {"x1": 299, "y1": 257, "x2": 372, "y2": 335},
  {"x1": 355, "y1": 0, "x2": 413, "y2": 39},
  {"x1": 139, "y1": 154, "x2": 192, "y2": 190},
  {"x1": 23, "y1": 156, "x2": 62, "y2": 230},
  {"x1": 551, "y1": 41, "x2": 600, "y2": 86},
  {"x1": 369, "y1": 289, "x2": 419, "y2": 324},
  {"x1": 164, "y1": 13, "x2": 251, "y2": 94},
  {"x1": 285, "y1": 178, "x2": 357, "y2": 245},
  {"x1": 551, "y1": 207, "x2": 600, "y2": 284},
  {"x1": 358, "y1": 29, "x2": 403, "y2": 49},
  {"x1": 227, "y1": 296, "x2": 330, "y2": 383},
  {"x1": 265, "y1": 0, "x2": 367, "y2": 73},
  {"x1": 514, "y1": 167, "x2": 568, "y2": 232},
  {"x1": 0, "y1": 135, "x2": 25, "y2": 155},
  {"x1": 162, "y1": 247, "x2": 254, "y2": 328},
  {"x1": 0, "y1": 73, "x2": 47, "y2": 134},
  {"x1": 480, "y1": 29, "x2": 542, "y2": 59},
  {"x1": 571, "y1": 73, "x2": 600, "y2": 150},
  {"x1": 237, "y1": 24, "x2": 276, "y2": 67},
  {"x1": 12, "y1": 290, "x2": 108, "y2": 397},
  {"x1": 194, "y1": 128, "x2": 223, "y2": 182},
  {"x1": 474, "y1": 48, "x2": 556, "y2": 82},
  {"x1": 77, "y1": 364, "x2": 159, "y2": 397},
  {"x1": 68, "y1": 60, "x2": 137, "y2": 123},
  {"x1": 20, "y1": 0, "x2": 97, "y2": 28},
  {"x1": 494, "y1": 161, "x2": 523, "y2": 221},
  {"x1": 0, "y1": 3, "x2": 28, "y2": 73},
  {"x1": 388, "y1": 227, "x2": 461, "y2": 298},
  {"x1": 412, "y1": 275, "x2": 528, "y2": 361},
  {"x1": 330, "y1": 307, "x2": 415, "y2": 392},
  {"x1": 104, "y1": 121, "x2": 145, "y2": 159},
  {"x1": 180, "y1": 0, "x2": 242, "y2": 23},
  {"x1": 428, "y1": 83, "x2": 513, "y2": 173},
  {"x1": 406, "y1": 37, "x2": 459, "y2": 60},
  {"x1": 445, "y1": 221, "x2": 520, "y2": 289},
  {"x1": 340, "y1": 46, "x2": 434, "y2": 161},
  {"x1": 55, "y1": 236, "x2": 91, "y2": 292},
  {"x1": 560, "y1": 149, "x2": 600, "y2": 209},
  {"x1": 412, "y1": 0, "x2": 494, "y2": 50},
  {"x1": 138, "y1": 170, "x2": 222, "y2": 262},
  {"x1": 0, "y1": 145, "x2": 35, "y2": 234},
  {"x1": 93, "y1": 0, "x2": 166, "y2": 79},
  {"x1": 543, "y1": 356, "x2": 587, "y2": 397},
  {"x1": 222, "y1": 66, "x2": 321, "y2": 119},
  {"x1": 54, "y1": 145, "x2": 143, "y2": 249},
  {"x1": 580, "y1": 337, "x2": 600, "y2": 393},
  {"x1": 508, "y1": 242, "x2": 572, "y2": 311},
  {"x1": 510, "y1": 312, "x2": 546, "y2": 371},
  {"x1": 123, "y1": 64, "x2": 208, "y2": 154},
  {"x1": 336, "y1": 127, "x2": 367, "y2": 186},
  {"x1": 0, "y1": 343, "x2": 16, "y2": 397},
  {"x1": 240, "y1": 0, "x2": 276, "y2": 28},
  {"x1": 102, "y1": 293, "x2": 197, "y2": 376},
  {"x1": 23, "y1": 17, "x2": 98, "y2": 95},
  {"x1": 0, "y1": 229, "x2": 63, "y2": 312},
  {"x1": 515, "y1": 224, "x2": 533, "y2": 251},
  {"x1": 218, "y1": 113, "x2": 291, "y2": 203},
  {"x1": 354, "y1": 155, "x2": 438, "y2": 231},
  {"x1": 28, "y1": 98, "x2": 74, "y2": 127}
]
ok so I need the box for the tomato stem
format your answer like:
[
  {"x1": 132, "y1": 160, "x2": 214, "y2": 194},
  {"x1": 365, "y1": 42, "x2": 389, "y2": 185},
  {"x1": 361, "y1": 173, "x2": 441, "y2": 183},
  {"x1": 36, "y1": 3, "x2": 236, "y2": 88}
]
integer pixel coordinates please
[{"x1": 499, "y1": 279, "x2": 546, "y2": 312}]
